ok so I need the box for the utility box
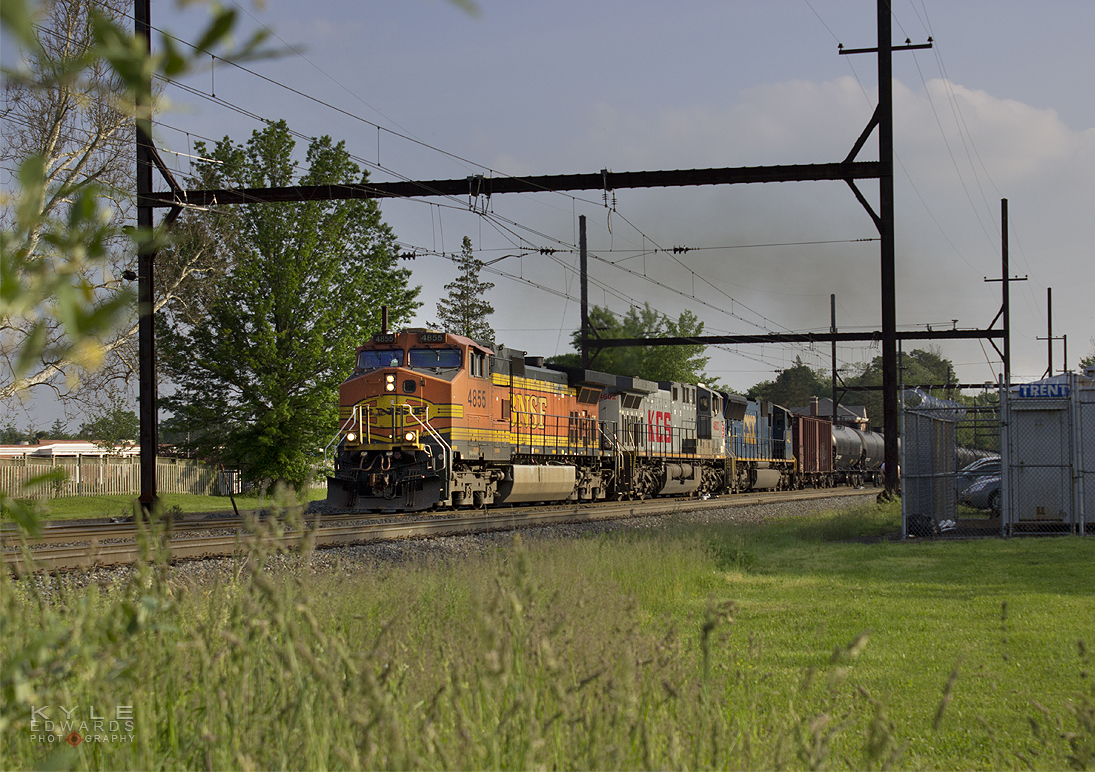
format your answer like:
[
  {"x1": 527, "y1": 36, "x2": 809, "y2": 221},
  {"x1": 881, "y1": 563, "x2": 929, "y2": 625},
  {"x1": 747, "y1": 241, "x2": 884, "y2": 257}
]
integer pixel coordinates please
[{"x1": 1001, "y1": 370, "x2": 1093, "y2": 533}]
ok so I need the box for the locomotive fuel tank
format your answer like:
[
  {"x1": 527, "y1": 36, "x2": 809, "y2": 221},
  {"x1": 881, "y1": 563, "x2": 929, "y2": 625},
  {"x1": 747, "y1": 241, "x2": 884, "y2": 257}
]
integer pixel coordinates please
[{"x1": 496, "y1": 464, "x2": 577, "y2": 503}]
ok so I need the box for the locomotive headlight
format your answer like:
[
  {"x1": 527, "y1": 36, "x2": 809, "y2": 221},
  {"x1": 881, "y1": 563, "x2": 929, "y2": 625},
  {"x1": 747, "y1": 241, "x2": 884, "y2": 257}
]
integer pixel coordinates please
[
  {"x1": 346, "y1": 432, "x2": 357, "y2": 443},
  {"x1": 385, "y1": 373, "x2": 396, "y2": 392},
  {"x1": 404, "y1": 431, "x2": 417, "y2": 443}
]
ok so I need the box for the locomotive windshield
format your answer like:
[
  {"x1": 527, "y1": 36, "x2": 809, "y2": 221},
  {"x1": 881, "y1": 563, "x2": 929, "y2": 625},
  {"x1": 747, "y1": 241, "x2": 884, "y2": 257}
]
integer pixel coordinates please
[
  {"x1": 357, "y1": 350, "x2": 404, "y2": 370},
  {"x1": 408, "y1": 348, "x2": 462, "y2": 370}
]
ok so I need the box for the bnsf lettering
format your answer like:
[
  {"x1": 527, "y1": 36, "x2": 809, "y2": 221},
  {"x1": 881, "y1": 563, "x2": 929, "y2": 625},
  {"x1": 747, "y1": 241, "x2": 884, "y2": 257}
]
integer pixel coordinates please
[
  {"x1": 511, "y1": 393, "x2": 550, "y2": 429},
  {"x1": 567, "y1": 412, "x2": 597, "y2": 445},
  {"x1": 373, "y1": 405, "x2": 427, "y2": 417}
]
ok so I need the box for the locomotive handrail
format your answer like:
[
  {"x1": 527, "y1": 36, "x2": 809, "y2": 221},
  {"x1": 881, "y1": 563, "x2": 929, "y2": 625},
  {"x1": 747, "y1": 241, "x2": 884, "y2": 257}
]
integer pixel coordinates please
[
  {"x1": 405, "y1": 405, "x2": 450, "y2": 454},
  {"x1": 599, "y1": 421, "x2": 622, "y2": 454},
  {"x1": 360, "y1": 403, "x2": 371, "y2": 444},
  {"x1": 323, "y1": 404, "x2": 371, "y2": 469},
  {"x1": 323, "y1": 411, "x2": 360, "y2": 470},
  {"x1": 405, "y1": 406, "x2": 451, "y2": 490}
]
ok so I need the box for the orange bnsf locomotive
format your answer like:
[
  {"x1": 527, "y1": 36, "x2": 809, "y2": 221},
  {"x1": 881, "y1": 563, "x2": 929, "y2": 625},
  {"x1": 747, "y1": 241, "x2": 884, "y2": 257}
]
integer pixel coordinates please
[{"x1": 326, "y1": 329, "x2": 612, "y2": 511}]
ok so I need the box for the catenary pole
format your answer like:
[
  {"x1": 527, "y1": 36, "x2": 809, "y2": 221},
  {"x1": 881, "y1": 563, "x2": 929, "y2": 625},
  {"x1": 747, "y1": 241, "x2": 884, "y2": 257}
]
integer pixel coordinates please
[
  {"x1": 878, "y1": 0, "x2": 900, "y2": 496},
  {"x1": 135, "y1": 0, "x2": 157, "y2": 516},
  {"x1": 831, "y1": 294, "x2": 838, "y2": 426},
  {"x1": 580, "y1": 215, "x2": 589, "y2": 369}
]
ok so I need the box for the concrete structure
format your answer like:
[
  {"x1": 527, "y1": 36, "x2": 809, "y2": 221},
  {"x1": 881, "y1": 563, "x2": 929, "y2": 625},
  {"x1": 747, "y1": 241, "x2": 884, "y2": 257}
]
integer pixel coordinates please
[
  {"x1": 0, "y1": 439, "x2": 139, "y2": 458},
  {"x1": 788, "y1": 397, "x2": 869, "y2": 431}
]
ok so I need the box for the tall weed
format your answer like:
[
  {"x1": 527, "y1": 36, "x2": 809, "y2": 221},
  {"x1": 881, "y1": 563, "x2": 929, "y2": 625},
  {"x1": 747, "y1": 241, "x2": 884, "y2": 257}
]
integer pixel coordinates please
[{"x1": 3, "y1": 494, "x2": 1093, "y2": 770}]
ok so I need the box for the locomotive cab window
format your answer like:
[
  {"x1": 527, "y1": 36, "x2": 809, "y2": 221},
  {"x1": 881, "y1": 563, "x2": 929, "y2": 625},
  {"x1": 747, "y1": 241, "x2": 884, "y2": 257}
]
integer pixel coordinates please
[
  {"x1": 357, "y1": 350, "x2": 403, "y2": 371},
  {"x1": 469, "y1": 351, "x2": 487, "y2": 378},
  {"x1": 408, "y1": 348, "x2": 462, "y2": 370}
]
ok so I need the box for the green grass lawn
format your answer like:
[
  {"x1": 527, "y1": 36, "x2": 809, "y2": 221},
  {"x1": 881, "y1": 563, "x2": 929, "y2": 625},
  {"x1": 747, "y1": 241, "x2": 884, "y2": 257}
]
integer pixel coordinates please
[
  {"x1": 3, "y1": 497, "x2": 1093, "y2": 770},
  {"x1": 3, "y1": 487, "x2": 328, "y2": 521},
  {"x1": 682, "y1": 515, "x2": 1094, "y2": 769}
]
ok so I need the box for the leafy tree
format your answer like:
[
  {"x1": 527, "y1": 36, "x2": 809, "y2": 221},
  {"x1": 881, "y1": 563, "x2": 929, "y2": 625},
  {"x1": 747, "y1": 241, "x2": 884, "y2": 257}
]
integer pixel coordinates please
[
  {"x1": 1, "y1": 0, "x2": 133, "y2": 407},
  {"x1": 77, "y1": 405, "x2": 138, "y2": 448},
  {"x1": 549, "y1": 304, "x2": 711, "y2": 384},
  {"x1": 1080, "y1": 338, "x2": 1094, "y2": 371},
  {"x1": 747, "y1": 357, "x2": 829, "y2": 407},
  {"x1": 846, "y1": 347, "x2": 957, "y2": 428},
  {"x1": 435, "y1": 236, "x2": 496, "y2": 342},
  {"x1": 159, "y1": 120, "x2": 421, "y2": 490}
]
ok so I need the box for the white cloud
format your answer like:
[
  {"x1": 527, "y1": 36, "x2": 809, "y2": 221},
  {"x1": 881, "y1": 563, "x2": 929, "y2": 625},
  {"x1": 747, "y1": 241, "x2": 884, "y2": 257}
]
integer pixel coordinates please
[{"x1": 480, "y1": 75, "x2": 1092, "y2": 381}]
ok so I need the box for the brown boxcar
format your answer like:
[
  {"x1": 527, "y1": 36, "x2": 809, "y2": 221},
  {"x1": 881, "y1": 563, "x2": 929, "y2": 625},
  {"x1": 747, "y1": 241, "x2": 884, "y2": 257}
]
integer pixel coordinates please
[{"x1": 792, "y1": 413, "x2": 834, "y2": 488}]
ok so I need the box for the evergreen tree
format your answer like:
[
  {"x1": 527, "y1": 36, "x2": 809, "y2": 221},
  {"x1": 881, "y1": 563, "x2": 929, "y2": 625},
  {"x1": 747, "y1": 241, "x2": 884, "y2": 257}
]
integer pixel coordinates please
[
  {"x1": 1, "y1": 422, "x2": 27, "y2": 445},
  {"x1": 435, "y1": 236, "x2": 495, "y2": 342},
  {"x1": 160, "y1": 121, "x2": 421, "y2": 490}
]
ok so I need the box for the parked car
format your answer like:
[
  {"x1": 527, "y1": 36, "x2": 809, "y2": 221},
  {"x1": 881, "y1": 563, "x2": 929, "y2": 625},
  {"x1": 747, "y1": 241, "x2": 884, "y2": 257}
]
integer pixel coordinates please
[
  {"x1": 959, "y1": 474, "x2": 1001, "y2": 512},
  {"x1": 955, "y1": 457, "x2": 1000, "y2": 493}
]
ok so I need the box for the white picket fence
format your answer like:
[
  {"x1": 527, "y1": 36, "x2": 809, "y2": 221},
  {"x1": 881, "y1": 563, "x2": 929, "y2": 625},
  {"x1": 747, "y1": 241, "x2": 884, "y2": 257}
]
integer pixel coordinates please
[{"x1": 0, "y1": 456, "x2": 230, "y2": 499}]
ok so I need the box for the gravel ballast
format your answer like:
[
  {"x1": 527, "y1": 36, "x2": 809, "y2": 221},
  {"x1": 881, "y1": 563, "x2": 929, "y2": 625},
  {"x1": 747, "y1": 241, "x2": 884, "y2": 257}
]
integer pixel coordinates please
[{"x1": 17, "y1": 494, "x2": 875, "y2": 593}]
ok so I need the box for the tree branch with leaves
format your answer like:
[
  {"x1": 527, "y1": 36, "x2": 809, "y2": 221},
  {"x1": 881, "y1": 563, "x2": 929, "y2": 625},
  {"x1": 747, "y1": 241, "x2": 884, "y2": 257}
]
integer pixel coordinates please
[{"x1": 1, "y1": 0, "x2": 269, "y2": 411}]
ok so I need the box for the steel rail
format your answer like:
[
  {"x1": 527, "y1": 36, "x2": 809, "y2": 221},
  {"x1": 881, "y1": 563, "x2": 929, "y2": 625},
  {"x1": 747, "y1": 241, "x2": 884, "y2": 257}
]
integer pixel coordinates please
[{"x1": 4, "y1": 488, "x2": 880, "y2": 573}]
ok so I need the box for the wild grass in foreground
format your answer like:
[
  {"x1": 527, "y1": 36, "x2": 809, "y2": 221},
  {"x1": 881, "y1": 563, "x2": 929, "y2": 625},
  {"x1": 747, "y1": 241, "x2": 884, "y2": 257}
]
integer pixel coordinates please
[{"x1": 2, "y1": 497, "x2": 1093, "y2": 770}]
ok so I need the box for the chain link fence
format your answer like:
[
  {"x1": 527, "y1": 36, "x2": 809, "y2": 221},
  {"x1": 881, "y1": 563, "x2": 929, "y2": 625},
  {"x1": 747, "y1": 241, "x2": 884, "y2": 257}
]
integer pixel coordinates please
[
  {"x1": 902, "y1": 388, "x2": 1001, "y2": 539},
  {"x1": 1081, "y1": 382, "x2": 1095, "y2": 533}
]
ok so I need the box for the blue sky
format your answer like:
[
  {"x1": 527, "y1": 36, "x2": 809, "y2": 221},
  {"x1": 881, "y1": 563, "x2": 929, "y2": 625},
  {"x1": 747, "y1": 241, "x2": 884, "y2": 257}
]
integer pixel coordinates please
[{"x1": 16, "y1": 1, "x2": 1095, "y2": 419}]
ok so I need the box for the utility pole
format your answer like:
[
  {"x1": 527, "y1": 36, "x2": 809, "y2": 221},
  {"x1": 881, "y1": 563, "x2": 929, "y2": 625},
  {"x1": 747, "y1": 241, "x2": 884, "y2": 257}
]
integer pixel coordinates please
[
  {"x1": 580, "y1": 215, "x2": 589, "y2": 369},
  {"x1": 1037, "y1": 287, "x2": 1065, "y2": 377},
  {"x1": 1047, "y1": 287, "x2": 1053, "y2": 376},
  {"x1": 985, "y1": 199, "x2": 1026, "y2": 384},
  {"x1": 1003, "y1": 200, "x2": 1010, "y2": 382},
  {"x1": 838, "y1": 0, "x2": 931, "y2": 497}
]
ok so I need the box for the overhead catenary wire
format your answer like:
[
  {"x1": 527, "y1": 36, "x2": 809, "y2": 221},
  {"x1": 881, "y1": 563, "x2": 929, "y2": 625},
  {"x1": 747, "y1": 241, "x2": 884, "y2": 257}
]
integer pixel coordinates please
[
  {"x1": 144, "y1": 5, "x2": 1019, "y2": 382},
  {"x1": 139, "y1": 10, "x2": 876, "y2": 370}
]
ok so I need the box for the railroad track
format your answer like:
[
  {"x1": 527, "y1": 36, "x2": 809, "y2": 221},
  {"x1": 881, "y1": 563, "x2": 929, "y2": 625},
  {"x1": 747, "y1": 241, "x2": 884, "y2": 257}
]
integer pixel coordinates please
[{"x1": 2, "y1": 487, "x2": 882, "y2": 573}]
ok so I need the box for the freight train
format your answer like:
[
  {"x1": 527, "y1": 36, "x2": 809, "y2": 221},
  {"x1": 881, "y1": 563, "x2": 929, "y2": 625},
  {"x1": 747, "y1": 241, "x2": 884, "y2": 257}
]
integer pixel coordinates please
[{"x1": 326, "y1": 329, "x2": 886, "y2": 511}]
